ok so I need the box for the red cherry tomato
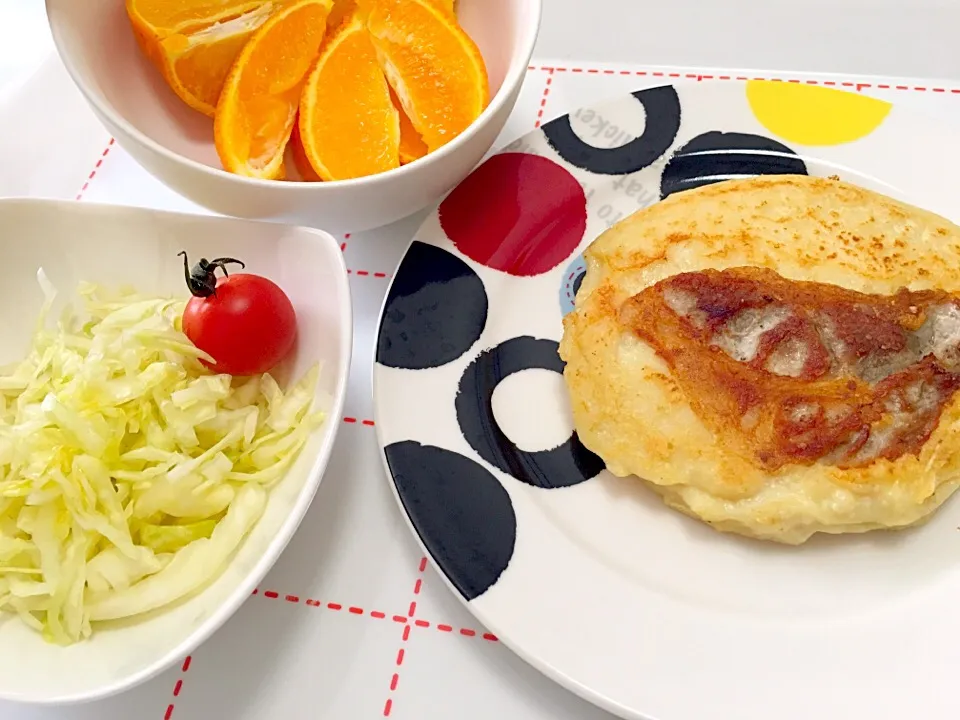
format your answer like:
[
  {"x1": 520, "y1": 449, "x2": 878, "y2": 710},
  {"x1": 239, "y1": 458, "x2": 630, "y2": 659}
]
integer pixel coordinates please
[{"x1": 181, "y1": 271, "x2": 297, "y2": 376}]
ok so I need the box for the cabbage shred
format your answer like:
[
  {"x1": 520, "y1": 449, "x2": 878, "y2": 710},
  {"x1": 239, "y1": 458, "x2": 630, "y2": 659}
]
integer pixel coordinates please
[{"x1": 0, "y1": 278, "x2": 322, "y2": 644}]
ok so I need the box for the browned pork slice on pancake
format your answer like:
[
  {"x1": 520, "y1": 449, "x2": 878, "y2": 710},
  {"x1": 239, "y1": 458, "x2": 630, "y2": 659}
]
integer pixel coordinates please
[{"x1": 619, "y1": 267, "x2": 960, "y2": 471}]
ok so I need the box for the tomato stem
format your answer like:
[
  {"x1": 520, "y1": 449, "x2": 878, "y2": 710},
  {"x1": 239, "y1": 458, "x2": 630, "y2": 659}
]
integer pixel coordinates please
[{"x1": 178, "y1": 251, "x2": 246, "y2": 298}]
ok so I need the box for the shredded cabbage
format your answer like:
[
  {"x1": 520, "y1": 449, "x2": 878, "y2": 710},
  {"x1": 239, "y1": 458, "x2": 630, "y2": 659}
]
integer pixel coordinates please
[{"x1": 0, "y1": 275, "x2": 323, "y2": 644}]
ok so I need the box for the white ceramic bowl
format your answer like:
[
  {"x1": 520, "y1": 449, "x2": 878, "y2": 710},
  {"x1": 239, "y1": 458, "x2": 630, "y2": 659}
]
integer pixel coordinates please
[
  {"x1": 44, "y1": 0, "x2": 543, "y2": 234},
  {"x1": 0, "y1": 199, "x2": 352, "y2": 705}
]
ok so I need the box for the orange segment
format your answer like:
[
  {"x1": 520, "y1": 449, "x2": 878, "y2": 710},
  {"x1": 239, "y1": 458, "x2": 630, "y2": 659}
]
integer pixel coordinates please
[
  {"x1": 126, "y1": 0, "x2": 281, "y2": 115},
  {"x1": 214, "y1": 0, "x2": 331, "y2": 179},
  {"x1": 298, "y1": 13, "x2": 400, "y2": 181},
  {"x1": 150, "y1": 5, "x2": 275, "y2": 116},
  {"x1": 390, "y1": 87, "x2": 428, "y2": 165},
  {"x1": 365, "y1": 0, "x2": 488, "y2": 152},
  {"x1": 125, "y1": 0, "x2": 270, "y2": 38}
]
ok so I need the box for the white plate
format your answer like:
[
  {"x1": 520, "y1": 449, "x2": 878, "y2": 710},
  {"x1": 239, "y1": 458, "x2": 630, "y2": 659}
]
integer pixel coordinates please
[
  {"x1": 0, "y1": 199, "x2": 352, "y2": 705},
  {"x1": 372, "y1": 80, "x2": 960, "y2": 720}
]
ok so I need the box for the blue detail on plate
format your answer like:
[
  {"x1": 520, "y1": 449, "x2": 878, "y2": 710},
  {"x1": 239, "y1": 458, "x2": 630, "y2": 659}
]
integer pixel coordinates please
[
  {"x1": 455, "y1": 336, "x2": 605, "y2": 489},
  {"x1": 376, "y1": 241, "x2": 488, "y2": 370},
  {"x1": 660, "y1": 131, "x2": 807, "y2": 198},
  {"x1": 542, "y1": 86, "x2": 682, "y2": 175},
  {"x1": 559, "y1": 254, "x2": 587, "y2": 317},
  {"x1": 384, "y1": 441, "x2": 516, "y2": 601}
]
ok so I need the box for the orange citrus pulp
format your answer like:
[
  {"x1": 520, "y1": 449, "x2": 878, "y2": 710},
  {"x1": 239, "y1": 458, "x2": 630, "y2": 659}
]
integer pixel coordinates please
[
  {"x1": 365, "y1": 0, "x2": 488, "y2": 152},
  {"x1": 214, "y1": 0, "x2": 332, "y2": 178},
  {"x1": 391, "y1": 87, "x2": 428, "y2": 165},
  {"x1": 298, "y1": 13, "x2": 400, "y2": 181},
  {"x1": 125, "y1": 0, "x2": 270, "y2": 37},
  {"x1": 129, "y1": 0, "x2": 485, "y2": 181},
  {"x1": 431, "y1": 0, "x2": 456, "y2": 15},
  {"x1": 152, "y1": 5, "x2": 276, "y2": 116}
]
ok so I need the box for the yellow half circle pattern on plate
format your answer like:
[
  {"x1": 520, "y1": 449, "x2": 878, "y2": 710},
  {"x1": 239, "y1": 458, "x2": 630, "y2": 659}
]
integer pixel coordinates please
[{"x1": 746, "y1": 80, "x2": 892, "y2": 146}]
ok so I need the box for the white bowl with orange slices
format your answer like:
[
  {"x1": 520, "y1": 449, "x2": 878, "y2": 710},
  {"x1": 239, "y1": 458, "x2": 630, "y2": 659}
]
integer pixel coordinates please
[{"x1": 45, "y1": 0, "x2": 542, "y2": 233}]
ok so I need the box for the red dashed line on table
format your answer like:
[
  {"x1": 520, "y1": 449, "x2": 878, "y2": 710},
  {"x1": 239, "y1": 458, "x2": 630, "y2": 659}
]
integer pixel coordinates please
[
  {"x1": 526, "y1": 65, "x2": 960, "y2": 93},
  {"x1": 382, "y1": 556, "x2": 428, "y2": 717},
  {"x1": 75, "y1": 138, "x2": 115, "y2": 201},
  {"x1": 76, "y1": 70, "x2": 960, "y2": 207},
  {"x1": 534, "y1": 68, "x2": 555, "y2": 129},
  {"x1": 163, "y1": 655, "x2": 192, "y2": 720},
  {"x1": 348, "y1": 269, "x2": 391, "y2": 278},
  {"x1": 342, "y1": 417, "x2": 376, "y2": 426},
  {"x1": 412, "y1": 617, "x2": 499, "y2": 641},
  {"x1": 250, "y1": 583, "x2": 501, "y2": 647}
]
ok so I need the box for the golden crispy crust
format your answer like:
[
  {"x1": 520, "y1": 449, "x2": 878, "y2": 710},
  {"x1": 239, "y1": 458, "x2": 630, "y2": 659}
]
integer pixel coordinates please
[{"x1": 559, "y1": 175, "x2": 960, "y2": 544}]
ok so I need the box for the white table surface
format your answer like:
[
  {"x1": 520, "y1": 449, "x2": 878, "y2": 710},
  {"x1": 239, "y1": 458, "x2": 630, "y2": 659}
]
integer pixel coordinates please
[
  {"x1": 536, "y1": 0, "x2": 959, "y2": 80},
  {"x1": 1, "y1": 3, "x2": 959, "y2": 720}
]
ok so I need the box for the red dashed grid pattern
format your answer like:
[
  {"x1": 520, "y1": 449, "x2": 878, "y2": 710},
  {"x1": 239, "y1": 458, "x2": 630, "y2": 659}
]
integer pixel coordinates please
[
  {"x1": 246, "y1": 559, "x2": 501, "y2": 719},
  {"x1": 163, "y1": 656, "x2": 192, "y2": 720},
  {"x1": 162, "y1": 568, "x2": 501, "y2": 719},
  {"x1": 75, "y1": 138, "x2": 115, "y2": 201},
  {"x1": 534, "y1": 68, "x2": 555, "y2": 128},
  {"x1": 250, "y1": 586, "x2": 500, "y2": 642},
  {"x1": 66, "y1": 62, "x2": 960, "y2": 720},
  {"x1": 527, "y1": 64, "x2": 960, "y2": 93}
]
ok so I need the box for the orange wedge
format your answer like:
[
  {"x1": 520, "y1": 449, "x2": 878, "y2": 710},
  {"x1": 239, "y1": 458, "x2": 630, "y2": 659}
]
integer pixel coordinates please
[
  {"x1": 126, "y1": 0, "x2": 270, "y2": 39},
  {"x1": 365, "y1": 0, "x2": 488, "y2": 152},
  {"x1": 298, "y1": 13, "x2": 400, "y2": 181},
  {"x1": 215, "y1": 0, "x2": 332, "y2": 179},
  {"x1": 391, "y1": 87, "x2": 428, "y2": 165},
  {"x1": 144, "y1": 5, "x2": 275, "y2": 116}
]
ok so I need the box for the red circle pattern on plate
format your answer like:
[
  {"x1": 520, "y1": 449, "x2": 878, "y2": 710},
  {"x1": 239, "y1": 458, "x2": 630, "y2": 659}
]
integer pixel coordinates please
[{"x1": 438, "y1": 153, "x2": 588, "y2": 277}]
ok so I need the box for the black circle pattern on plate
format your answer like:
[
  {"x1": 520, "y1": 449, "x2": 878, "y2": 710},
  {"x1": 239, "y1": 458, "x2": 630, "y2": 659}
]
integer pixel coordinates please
[
  {"x1": 542, "y1": 86, "x2": 682, "y2": 175},
  {"x1": 384, "y1": 441, "x2": 516, "y2": 601},
  {"x1": 377, "y1": 241, "x2": 488, "y2": 370},
  {"x1": 571, "y1": 271, "x2": 585, "y2": 299},
  {"x1": 456, "y1": 336, "x2": 606, "y2": 489},
  {"x1": 660, "y1": 131, "x2": 808, "y2": 199}
]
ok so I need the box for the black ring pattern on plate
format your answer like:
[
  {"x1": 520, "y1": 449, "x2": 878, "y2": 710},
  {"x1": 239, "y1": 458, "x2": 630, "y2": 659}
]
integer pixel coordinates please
[
  {"x1": 660, "y1": 131, "x2": 808, "y2": 199},
  {"x1": 384, "y1": 440, "x2": 517, "y2": 601},
  {"x1": 541, "y1": 86, "x2": 682, "y2": 175},
  {"x1": 455, "y1": 336, "x2": 606, "y2": 489},
  {"x1": 376, "y1": 241, "x2": 488, "y2": 370}
]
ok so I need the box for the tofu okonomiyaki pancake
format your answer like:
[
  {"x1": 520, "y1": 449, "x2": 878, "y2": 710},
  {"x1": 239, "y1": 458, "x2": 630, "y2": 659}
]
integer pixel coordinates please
[{"x1": 559, "y1": 174, "x2": 960, "y2": 545}]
